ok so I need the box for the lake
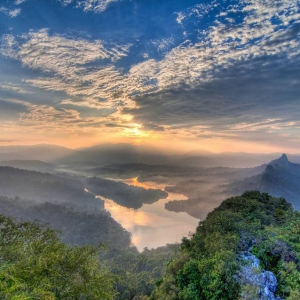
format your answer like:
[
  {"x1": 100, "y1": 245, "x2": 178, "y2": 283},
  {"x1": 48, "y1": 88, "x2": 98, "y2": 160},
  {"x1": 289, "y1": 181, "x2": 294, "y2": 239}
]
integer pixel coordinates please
[{"x1": 96, "y1": 178, "x2": 199, "y2": 251}]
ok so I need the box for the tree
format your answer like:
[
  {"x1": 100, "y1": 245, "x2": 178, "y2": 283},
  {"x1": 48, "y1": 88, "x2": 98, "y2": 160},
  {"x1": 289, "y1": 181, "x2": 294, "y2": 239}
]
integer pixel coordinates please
[{"x1": 0, "y1": 215, "x2": 115, "y2": 299}]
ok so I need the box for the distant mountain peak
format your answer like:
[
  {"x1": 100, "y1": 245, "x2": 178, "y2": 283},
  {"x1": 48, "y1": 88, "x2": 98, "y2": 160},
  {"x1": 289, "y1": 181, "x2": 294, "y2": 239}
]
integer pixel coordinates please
[
  {"x1": 280, "y1": 153, "x2": 288, "y2": 161},
  {"x1": 270, "y1": 153, "x2": 290, "y2": 166}
]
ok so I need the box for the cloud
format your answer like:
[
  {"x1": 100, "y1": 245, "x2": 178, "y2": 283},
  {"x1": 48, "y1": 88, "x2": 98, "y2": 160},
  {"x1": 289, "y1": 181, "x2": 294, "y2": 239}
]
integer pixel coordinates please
[
  {"x1": 0, "y1": 7, "x2": 21, "y2": 18},
  {"x1": 0, "y1": 98, "x2": 29, "y2": 121},
  {"x1": 59, "y1": 0, "x2": 74, "y2": 6},
  {"x1": 19, "y1": 29, "x2": 129, "y2": 75},
  {"x1": 2, "y1": 29, "x2": 134, "y2": 113},
  {"x1": 0, "y1": 34, "x2": 19, "y2": 59},
  {"x1": 0, "y1": 139, "x2": 20, "y2": 143},
  {"x1": 15, "y1": 0, "x2": 27, "y2": 5},
  {"x1": 76, "y1": 0, "x2": 119, "y2": 13},
  {"x1": 59, "y1": 0, "x2": 121, "y2": 13},
  {"x1": 0, "y1": 83, "x2": 31, "y2": 95},
  {"x1": 121, "y1": 0, "x2": 300, "y2": 135},
  {"x1": 18, "y1": 103, "x2": 111, "y2": 133},
  {"x1": 152, "y1": 37, "x2": 175, "y2": 54},
  {"x1": 175, "y1": 12, "x2": 185, "y2": 25},
  {"x1": 1, "y1": 0, "x2": 300, "y2": 148}
]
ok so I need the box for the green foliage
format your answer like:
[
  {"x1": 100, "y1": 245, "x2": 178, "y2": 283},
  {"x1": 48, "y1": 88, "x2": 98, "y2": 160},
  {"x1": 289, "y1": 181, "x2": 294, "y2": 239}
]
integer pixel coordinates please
[
  {"x1": 101, "y1": 244, "x2": 179, "y2": 300},
  {"x1": 251, "y1": 211, "x2": 300, "y2": 298},
  {"x1": 0, "y1": 215, "x2": 115, "y2": 299},
  {"x1": 152, "y1": 191, "x2": 295, "y2": 300},
  {"x1": 0, "y1": 195, "x2": 131, "y2": 248}
]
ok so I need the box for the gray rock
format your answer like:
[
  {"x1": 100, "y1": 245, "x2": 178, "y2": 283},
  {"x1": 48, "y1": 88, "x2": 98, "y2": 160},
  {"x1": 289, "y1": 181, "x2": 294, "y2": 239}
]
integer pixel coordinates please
[{"x1": 239, "y1": 252, "x2": 281, "y2": 300}]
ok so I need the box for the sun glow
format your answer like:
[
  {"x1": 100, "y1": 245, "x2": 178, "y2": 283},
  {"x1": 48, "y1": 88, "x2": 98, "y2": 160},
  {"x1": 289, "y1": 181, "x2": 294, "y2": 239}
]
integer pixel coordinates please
[{"x1": 122, "y1": 123, "x2": 149, "y2": 138}]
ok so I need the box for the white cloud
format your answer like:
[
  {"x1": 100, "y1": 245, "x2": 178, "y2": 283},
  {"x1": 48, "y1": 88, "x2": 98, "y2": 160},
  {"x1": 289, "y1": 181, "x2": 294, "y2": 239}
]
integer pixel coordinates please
[
  {"x1": 59, "y1": 0, "x2": 74, "y2": 6},
  {"x1": 0, "y1": 34, "x2": 19, "y2": 59},
  {"x1": 0, "y1": 83, "x2": 32, "y2": 94},
  {"x1": 76, "y1": 0, "x2": 119, "y2": 13},
  {"x1": 19, "y1": 104, "x2": 107, "y2": 129},
  {"x1": 152, "y1": 37, "x2": 175, "y2": 53},
  {"x1": 131, "y1": 0, "x2": 300, "y2": 90},
  {"x1": 58, "y1": 0, "x2": 120, "y2": 13},
  {"x1": 15, "y1": 0, "x2": 27, "y2": 5},
  {"x1": 175, "y1": 12, "x2": 185, "y2": 25},
  {"x1": 0, "y1": 7, "x2": 21, "y2": 18},
  {"x1": 19, "y1": 29, "x2": 129, "y2": 75}
]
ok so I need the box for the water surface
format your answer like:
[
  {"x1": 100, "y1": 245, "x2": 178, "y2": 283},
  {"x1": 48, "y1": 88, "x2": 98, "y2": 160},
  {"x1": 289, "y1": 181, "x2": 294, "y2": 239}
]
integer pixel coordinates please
[{"x1": 96, "y1": 178, "x2": 199, "y2": 251}]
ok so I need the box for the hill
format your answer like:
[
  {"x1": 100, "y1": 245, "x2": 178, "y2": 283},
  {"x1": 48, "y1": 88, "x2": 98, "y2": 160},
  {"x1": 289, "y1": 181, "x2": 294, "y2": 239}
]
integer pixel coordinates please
[
  {"x1": 0, "y1": 144, "x2": 74, "y2": 162},
  {"x1": 152, "y1": 191, "x2": 300, "y2": 300},
  {"x1": 0, "y1": 195, "x2": 131, "y2": 248},
  {"x1": 0, "y1": 214, "x2": 115, "y2": 299},
  {"x1": 0, "y1": 159, "x2": 56, "y2": 173},
  {"x1": 57, "y1": 143, "x2": 172, "y2": 166},
  {"x1": 165, "y1": 154, "x2": 300, "y2": 218},
  {"x1": 0, "y1": 166, "x2": 103, "y2": 212}
]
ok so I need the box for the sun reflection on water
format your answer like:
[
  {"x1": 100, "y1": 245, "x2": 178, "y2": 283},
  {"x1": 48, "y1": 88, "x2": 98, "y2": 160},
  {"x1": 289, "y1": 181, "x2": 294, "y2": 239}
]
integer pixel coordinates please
[{"x1": 96, "y1": 179, "x2": 198, "y2": 251}]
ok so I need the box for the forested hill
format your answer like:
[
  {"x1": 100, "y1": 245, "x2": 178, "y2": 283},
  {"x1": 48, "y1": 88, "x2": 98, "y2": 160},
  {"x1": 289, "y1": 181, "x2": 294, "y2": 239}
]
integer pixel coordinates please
[
  {"x1": 152, "y1": 191, "x2": 300, "y2": 300},
  {"x1": 0, "y1": 195, "x2": 131, "y2": 247},
  {"x1": 0, "y1": 166, "x2": 103, "y2": 212},
  {"x1": 1, "y1": 190, "x2": 300, "y2": 299},
  {"x1": 0, "y1": 167, "x2": 131, "y2": 248},
  {"x1": 0, "y1": 159, "x2": 56, "y2": 173},
  {"x1": 0, "y1": 166, "x2": 167, "y2": 210}
]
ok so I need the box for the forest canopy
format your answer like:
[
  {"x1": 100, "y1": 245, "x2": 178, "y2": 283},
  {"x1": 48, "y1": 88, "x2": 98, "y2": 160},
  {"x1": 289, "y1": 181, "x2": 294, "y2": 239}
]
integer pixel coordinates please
[
  {"x1": 152, "y1": 191, "x2": 300, "y2": 300},
  {"x1": 0, "y1": 215, "x2": 115, "y2": 299}
]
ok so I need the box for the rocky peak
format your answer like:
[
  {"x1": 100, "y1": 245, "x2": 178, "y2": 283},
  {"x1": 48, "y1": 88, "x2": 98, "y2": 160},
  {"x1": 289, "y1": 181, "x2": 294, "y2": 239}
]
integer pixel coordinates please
[
  {"x1": 269, "y1": 154, "x2": 289, "y2": 167},
  {"x1": 279, "y1": 153, "x2": 288, "y2": 162}
]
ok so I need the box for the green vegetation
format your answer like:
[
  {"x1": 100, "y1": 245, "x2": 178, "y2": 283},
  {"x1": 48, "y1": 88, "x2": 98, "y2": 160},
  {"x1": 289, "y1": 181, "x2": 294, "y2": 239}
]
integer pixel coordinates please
[
  {"x1": 0, "y1": 215, "x2": 115, "y2": 299},
  {"x1": 151, "y1": 191, "x2": 300, "y2": 300},
  {"x1": 101, "y1": 244, "x2": 179, "y2": 300},
  {"x1": 0, "y1": 195, "x2": 131, "y2": 248},
  {"x1": 251, "y1": 211, "x2": 300, "y2": 299},
  {"x1": 0, "y1": 211, "x2": 178, "y2": 299},
  {"x1": 2, "y1": 190, "x2": 300, "y2": 299}
]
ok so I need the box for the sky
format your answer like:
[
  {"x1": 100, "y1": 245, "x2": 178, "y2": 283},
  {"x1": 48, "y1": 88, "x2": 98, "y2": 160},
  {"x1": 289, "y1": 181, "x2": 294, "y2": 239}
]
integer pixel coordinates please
[{"x1": 0, "y1": 0, "x2": 300, "y2": 153}]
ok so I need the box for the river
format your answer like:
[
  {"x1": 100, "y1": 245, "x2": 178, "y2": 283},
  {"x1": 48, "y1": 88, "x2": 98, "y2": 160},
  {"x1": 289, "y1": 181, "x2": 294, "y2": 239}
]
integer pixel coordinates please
[{"x1": 96, "y1": 178, "x2": 199, "y2": 251}]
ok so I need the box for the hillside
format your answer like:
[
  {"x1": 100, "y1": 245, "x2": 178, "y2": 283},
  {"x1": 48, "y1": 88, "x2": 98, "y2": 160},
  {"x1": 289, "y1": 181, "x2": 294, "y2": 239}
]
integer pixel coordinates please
[
  {"x1": 152, "y1": 191, "x2": 300, "y2": 300},
  {"x1": 0, "y1": 214, "x2": 115, "y2": 299},
  {"x1": 0, "y1": 144, "x2": 74, "y2": 162},
  {"x1": 57, "y1": 143, "x2": 172, "y2": 165},
  {"x1": 165, "y1": 154, "x2": 300, "y2": 218},
  {"x1": 0, "y1": 159, "x2": 56, "y2": 173},
  {"x1": 227, "y1": 154, "x2": 300, "y2": 209},
  {"x1": 0, "y1": 195, "x2": 131, "y2": 247},
  {"x1": 0, "y1": 166, "x2": 104, "y2": 212}
]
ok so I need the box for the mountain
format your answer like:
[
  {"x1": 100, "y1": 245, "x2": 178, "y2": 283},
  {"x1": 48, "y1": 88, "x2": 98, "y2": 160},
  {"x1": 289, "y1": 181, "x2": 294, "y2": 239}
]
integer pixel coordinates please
[
  {"x1": 227, "y1": 154, "x2": 300, "y2": 209},
  {"x1": 0, "y1": 195, "x2": 131, "y2": 248},
  {"x1": 0, "y1": 165, "x2": 167, "y2": 210},
  {"x1": 0, "y1": 144, "x2": 74, "y2": 162},
  {"x1": 0, "y1": 166, "x2": 104, "y2": 212},
  {"x1": 0, "y1": 160, "x2": 56, "y2": 173},
  {"x1": 176, "y1": 152, "x2": 284, "y2": 168},
  {"x1": 152, "y1": 191, "x2": 299, "y2": 300},
  {"x1": 57, "y1": 143, "x2": 172, "y2": 166}
]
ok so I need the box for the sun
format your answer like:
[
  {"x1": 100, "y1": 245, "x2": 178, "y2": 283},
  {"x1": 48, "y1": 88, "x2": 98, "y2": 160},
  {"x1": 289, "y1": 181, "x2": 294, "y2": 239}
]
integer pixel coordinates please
[{"x1": 122, "y1": 123, "x2": 149, "y2": 138}]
